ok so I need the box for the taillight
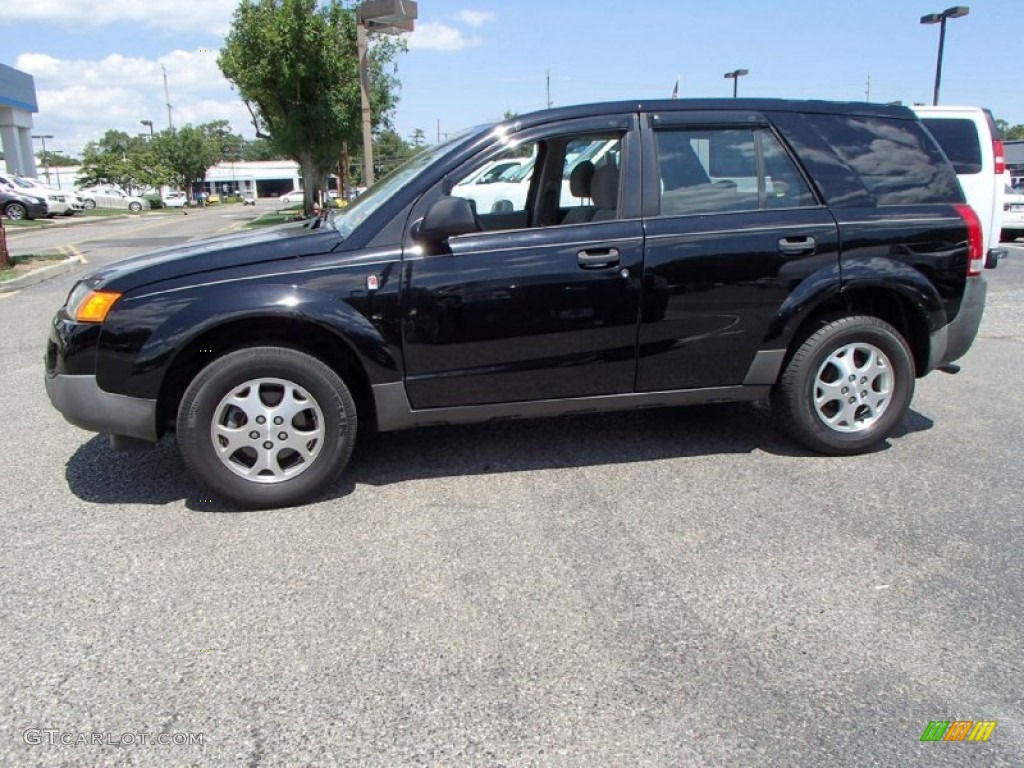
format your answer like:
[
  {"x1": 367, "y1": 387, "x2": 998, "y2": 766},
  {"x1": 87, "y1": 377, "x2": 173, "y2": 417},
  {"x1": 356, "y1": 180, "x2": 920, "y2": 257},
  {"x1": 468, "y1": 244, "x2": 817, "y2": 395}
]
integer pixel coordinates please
[
  {"x1": 993, "y1": 139, "x2": 1006, "y2": 175},
  {"x1": 954, "y1": 203, "x2": 984, "y2": 276}
]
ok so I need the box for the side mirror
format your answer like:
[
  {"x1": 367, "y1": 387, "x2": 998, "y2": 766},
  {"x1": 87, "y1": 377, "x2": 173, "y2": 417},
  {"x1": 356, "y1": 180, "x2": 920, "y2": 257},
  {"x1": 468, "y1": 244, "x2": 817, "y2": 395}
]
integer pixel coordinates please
[{"x1": 416, "y1": 196, "x2": 481, "y2": 241}]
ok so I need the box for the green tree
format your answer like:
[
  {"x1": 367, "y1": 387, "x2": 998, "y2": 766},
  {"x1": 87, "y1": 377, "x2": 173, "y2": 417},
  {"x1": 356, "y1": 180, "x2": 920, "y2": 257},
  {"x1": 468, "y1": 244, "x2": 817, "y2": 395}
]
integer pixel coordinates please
[
  {"x1": 78, "y1": 130, "x2": 169, "y2": 193},
  {"x1": 995, "y1": 119, "x2": 1024, "y2": 141},
  {"x1": 219, "y1": 0, "x2": 404, "y2": 214},
  {"x1": 409, "y1": 128, "x2": 426, "y2": 147},
  {"x1": 241, "y1": 138, "x2": 285, "y2": 161},
  {"x1": 150, "y1": 125, "x2": 222, "y2": 200}
]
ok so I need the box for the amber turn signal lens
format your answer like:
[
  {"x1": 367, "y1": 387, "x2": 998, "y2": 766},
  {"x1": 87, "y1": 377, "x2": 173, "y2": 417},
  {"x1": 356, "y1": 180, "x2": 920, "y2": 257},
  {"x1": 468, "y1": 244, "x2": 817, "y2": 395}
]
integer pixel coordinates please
[{"x1": 74, "y1": 291, "x2": 122, "y2": 323}]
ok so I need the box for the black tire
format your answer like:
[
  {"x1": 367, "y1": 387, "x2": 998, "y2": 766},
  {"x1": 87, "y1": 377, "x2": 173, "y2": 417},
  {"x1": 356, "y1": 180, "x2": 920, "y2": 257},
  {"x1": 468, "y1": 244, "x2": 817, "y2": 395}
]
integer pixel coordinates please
[
  {"x1": 771, "y1": 315, "x2": 914, "y2": 455},
  {"x1": 177, "y1": 346, "x2": 357, "y2": 509},
  {"x1": 4, "y1": 202, "x2": 27, "y2": 221},
  {"x1": 82, "y1": 198, "x2": 96, "y2": 210},
  {"x1": 128, "y1": 202, "x2": 142, "y2": 213}
]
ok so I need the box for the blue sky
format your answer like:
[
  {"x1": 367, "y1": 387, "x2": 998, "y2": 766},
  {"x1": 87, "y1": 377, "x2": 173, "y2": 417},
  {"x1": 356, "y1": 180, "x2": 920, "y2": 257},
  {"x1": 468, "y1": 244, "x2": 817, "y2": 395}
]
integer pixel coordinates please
[{"x1": 3, "y1": 0, "x2": 1021, "y2": 157}]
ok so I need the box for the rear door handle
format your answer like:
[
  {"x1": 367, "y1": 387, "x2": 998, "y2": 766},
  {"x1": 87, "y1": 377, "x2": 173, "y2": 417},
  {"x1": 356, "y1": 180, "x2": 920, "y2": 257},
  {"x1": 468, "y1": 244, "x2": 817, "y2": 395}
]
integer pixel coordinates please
[
  {"x1": 778, "y1": 236, "x2": 816, "y2": 256},
  {"x1": 577, "y1": 247, "x2": 620, "y2": 269}
]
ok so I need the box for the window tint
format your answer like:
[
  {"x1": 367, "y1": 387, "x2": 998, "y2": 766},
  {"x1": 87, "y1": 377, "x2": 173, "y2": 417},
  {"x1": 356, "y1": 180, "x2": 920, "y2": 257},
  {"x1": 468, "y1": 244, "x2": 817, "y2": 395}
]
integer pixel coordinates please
[
  {"x1": 656, "y1": 128, "x2": 758, "y2": 216},
  {"x1": 655, "y1": 128, "x2": 814, "y2": 215},
  {"x1": 920, "y1": 118, "x2": 982, "y2": 175},
  {"x1": 775, "y1": 113, "x2": 962, "y2": 206},
  {"x1": 761, "y1": 132, "x2": 816, "y2": 209}
]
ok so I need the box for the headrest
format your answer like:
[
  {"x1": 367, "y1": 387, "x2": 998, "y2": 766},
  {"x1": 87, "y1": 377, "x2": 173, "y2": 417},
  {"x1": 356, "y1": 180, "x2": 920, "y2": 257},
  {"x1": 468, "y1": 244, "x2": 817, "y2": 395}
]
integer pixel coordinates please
[
  {"x1": 591, "y1": 162, "x2": 619, "y2": 210},
  {"x1": 568, "y1": 160, "x2": 595, "y2": 198}
]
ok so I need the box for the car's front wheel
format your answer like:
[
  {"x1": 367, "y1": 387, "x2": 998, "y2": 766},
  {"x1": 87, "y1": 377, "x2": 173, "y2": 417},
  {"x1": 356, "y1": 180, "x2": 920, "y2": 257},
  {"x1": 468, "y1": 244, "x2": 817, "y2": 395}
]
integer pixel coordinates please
[
  {"x1": 177, "y1": 347, "x2": 357, "y2": 508},
  {"x1": 3, "y1": 202, "x2": 27, "y2": 221},
  {"x1": 128, "y1": 202, "x2": 142, "y2": 213},
  {"x1": 82, "y1": 198, "x2": 96, "y2": 210},
  {"x1": 772, "y1": 315, "x2": 914, "y2": 455}
]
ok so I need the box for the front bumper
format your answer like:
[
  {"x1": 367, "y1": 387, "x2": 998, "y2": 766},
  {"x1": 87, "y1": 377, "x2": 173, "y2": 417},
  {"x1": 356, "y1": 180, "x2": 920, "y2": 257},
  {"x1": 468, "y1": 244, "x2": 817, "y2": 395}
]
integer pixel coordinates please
[
  {"x1": 45, "y1": 373, "x2": 157, "y2": 443},
  {"x1": 928, "y1": 275, "x2": 987, "y2": 370}
]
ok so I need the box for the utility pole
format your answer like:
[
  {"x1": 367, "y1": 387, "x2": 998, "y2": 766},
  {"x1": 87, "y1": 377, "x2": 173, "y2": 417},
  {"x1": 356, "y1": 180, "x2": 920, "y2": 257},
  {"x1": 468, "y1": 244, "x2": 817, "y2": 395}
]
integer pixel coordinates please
[
  {"x1": 161, "y1": 64, "x2": 174, "y2": 130},
  {"x1": 546, "y1": 69, "x2": 552, "y2": 108},
  {"x1": 865, "y1": 73, "x2": 871, "y2": 102}
]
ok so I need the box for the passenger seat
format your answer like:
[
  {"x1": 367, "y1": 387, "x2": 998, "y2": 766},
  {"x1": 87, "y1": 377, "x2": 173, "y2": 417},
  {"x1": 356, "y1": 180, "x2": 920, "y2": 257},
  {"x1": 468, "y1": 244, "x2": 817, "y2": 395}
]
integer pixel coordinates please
[
  {"x1": 591, "y1": 161, "x2": 619, "y2": 221},
  {"x1": 562, "y1": 160, "x2": 595, "y2": 224}
]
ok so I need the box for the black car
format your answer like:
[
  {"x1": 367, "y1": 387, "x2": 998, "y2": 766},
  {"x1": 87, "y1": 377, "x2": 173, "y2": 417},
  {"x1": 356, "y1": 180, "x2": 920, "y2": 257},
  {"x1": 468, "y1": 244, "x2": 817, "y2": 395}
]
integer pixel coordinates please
[
  {"x1": 45, "y1": 99, "x2": 990, "y2": 508},
  {"x1": 1, "y1": 188, "x2": 48, "y2": 221}
]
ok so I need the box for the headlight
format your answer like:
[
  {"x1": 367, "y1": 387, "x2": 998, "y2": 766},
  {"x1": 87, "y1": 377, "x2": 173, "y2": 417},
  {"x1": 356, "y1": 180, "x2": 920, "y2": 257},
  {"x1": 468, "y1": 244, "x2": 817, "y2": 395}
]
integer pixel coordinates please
[
  {"x1": 67, "y1": 283, "x2": 122, "y2": 323},
  {"x1": 33, "y1": 196, "x2": 46, "y2": 204}
]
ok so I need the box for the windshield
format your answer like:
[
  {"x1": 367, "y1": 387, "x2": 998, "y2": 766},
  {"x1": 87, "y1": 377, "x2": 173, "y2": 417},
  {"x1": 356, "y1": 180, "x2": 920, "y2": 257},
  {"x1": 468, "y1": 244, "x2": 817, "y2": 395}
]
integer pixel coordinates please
[
  {"x1": 328, "y1": 125, "x2": 487, "y2": 238},
  {"x1": 11, "y1": 176, "x2": 36, "y2": 189}
]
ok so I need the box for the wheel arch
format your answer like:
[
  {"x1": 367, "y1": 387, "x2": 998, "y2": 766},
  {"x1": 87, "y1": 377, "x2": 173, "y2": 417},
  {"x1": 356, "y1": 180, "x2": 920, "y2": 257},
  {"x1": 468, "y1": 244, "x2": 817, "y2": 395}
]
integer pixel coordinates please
[
  {"x1": 157, "y1": 315, "x2": 378, "y2": 438},
  {"x1": 778, "y1": 285, "x2": 935, "y2": 380}
]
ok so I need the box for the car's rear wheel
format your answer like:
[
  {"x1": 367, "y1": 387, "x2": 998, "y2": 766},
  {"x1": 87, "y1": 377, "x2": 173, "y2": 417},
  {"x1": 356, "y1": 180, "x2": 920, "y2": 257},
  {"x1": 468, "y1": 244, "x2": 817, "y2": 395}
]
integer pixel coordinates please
[
  {"x1": 128, "y1": 202, "x2": 142, "y2": 213},
  {"x1": 82, "y1": 198, "x2": 96, "y2": 210},
  {"x1": 177, "y1": 346, "x2": 357, "y2": 508},
  {"x1": 4, "y1": 202, "x2": 27, "y2": 221},
  {"x1": 772, "y1": 315, "x2": 914, "y2": 455}
]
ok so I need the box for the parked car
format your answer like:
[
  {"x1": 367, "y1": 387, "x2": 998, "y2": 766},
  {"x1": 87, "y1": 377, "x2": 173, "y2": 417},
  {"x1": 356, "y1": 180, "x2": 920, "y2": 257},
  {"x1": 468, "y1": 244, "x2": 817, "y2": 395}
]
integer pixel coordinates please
[
  {"x1": 1, "y1": 188, "x2": 49, "y2": 221},
  {"x1": 207, "y1": 193, "x2": 221, "y2": 205},
  {"x1": 45, "y1": 98, "x2": 992, "y2": 509},
  {"x1": 0, "y1": 173, "x2": 75, "y2": 215},
  {"x1": 162, "y1": 191, "x2": 188, "y2": 208},
  {"x1": 79, "y1": 186, "x2": 148, "y2": 212},
  {"x1": 913, "y1": 105, "x2": 1006, "y2": 261},
  {"x1": 242, "y1": 194, "x2": 257, "y2": 206},
  {"x1": 279, "y1": 190, "x2": 303, "y2": 204},
  {"x1": 1002, "y1": 184, "x2": 1024, "y2": 241}
]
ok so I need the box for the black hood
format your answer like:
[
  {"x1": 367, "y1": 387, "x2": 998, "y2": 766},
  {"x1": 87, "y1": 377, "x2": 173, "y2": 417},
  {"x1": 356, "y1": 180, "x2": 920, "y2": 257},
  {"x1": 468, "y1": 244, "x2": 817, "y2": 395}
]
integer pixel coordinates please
[{"x1": 84, "y1": 223, "x2": 342, "y2": 293}]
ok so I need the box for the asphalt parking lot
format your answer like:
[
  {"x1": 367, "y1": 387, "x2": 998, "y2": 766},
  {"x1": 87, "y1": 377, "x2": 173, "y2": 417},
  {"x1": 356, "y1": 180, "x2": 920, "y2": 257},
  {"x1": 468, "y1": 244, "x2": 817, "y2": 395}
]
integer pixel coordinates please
[{"x1": 0, "y1": 222, "x2": 1021, "y2": 765}]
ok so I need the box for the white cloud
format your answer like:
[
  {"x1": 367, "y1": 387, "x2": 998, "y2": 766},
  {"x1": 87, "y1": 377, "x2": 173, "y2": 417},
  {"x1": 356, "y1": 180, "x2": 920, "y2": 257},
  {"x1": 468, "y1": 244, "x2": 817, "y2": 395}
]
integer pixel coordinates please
[
  {"x1": 0, "y1": 0, "x2": 236, "y2": 35},
  {"x1": 454, "y1": 10, "x2": 495, "y2": 27},
  {"x1": 406, "y1": 21, "x2": 483, "y2": 52},
  {"x1": 14, "y1": 50, "x2": 252, "y2": 155}
]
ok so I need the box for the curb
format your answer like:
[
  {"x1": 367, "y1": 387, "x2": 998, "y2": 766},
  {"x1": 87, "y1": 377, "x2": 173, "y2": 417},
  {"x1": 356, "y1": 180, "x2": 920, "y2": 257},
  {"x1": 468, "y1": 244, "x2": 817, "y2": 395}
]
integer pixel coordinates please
[{"x1": 0, "y1": 256, "x2": 84, "y2": 294}]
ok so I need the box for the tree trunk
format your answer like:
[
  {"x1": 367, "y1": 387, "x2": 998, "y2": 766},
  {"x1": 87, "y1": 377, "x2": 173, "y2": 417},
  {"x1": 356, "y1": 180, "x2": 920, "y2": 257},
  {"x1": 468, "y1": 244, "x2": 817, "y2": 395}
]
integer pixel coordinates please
[{"x1": 298, "y1": 152, "x2": 317, "y2": 217}]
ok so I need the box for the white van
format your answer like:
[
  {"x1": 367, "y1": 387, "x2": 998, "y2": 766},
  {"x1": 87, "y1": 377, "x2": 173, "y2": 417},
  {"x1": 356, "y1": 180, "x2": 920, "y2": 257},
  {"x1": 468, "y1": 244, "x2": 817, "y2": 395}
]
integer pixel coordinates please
[{"x1": 912, "y1": 105, "x2": 1006, "y2": 260}]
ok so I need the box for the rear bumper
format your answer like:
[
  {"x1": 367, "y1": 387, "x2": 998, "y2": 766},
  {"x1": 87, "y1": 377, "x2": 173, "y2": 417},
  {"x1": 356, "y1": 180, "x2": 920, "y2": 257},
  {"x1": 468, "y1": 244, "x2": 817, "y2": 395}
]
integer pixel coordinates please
[
  {"x1": 929, "y1": 276, "x2": 986, "y2": 370},
  {"x1": 45, "y1": 373, "x2": 157, "y2": 442}
]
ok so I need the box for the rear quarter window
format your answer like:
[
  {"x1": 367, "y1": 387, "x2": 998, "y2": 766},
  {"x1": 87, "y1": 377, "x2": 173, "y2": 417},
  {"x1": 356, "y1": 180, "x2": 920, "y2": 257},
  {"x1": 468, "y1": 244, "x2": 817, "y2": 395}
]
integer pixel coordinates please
[
  {"x1": 920, "y1": 118, "x2": 982, "y2": 174},
  {"x1": 771, "y1": 112, "x2": 963, "y2": 207}
]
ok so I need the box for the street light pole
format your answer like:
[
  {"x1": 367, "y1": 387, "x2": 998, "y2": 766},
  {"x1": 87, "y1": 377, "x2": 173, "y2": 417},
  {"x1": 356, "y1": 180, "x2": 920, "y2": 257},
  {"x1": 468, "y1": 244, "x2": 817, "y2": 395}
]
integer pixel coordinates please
[
  {"x1": 356, "y1": 0, "x2": 417, "y2": 187},
  {"x1": 51, "y1": 150, "x2": 64, "y2": 189},
  {"x1": 920, "y1": 6, "x2": 969, "y2": 106},
  {"x1": 32, "y1": 134, "x2": 54, "y2": 185},
  {"x1": 723, "y1": 69, "x2": 749, "y2": 98}
]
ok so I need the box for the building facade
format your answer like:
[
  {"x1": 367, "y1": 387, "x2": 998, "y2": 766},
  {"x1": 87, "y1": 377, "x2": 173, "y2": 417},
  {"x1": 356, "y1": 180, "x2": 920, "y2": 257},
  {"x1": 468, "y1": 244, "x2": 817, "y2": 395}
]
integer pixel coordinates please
[{"x1": 0, "y1": 63, "x2": 39, "y2": 178}]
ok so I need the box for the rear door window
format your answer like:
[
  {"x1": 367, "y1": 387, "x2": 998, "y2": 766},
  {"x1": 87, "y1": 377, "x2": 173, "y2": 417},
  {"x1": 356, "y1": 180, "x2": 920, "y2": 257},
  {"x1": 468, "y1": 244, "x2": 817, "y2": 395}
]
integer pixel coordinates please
[
  {"x1": 653, "y1": 127, "x2": 815, "y2": 215},
  {"x1": 920, "y1": 118, "x2": 982, "y2": 174}
]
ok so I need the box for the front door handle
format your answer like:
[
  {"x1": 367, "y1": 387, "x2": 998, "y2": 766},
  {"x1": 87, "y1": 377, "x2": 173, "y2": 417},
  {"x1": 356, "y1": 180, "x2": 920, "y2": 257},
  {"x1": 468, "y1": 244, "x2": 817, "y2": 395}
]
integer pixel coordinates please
[
  {"x1": 577, "y1": 247, "x2": 620, "y2": 269},
  {"x1": 778, "y1": 236, "x2": 816, "y2": 256}
]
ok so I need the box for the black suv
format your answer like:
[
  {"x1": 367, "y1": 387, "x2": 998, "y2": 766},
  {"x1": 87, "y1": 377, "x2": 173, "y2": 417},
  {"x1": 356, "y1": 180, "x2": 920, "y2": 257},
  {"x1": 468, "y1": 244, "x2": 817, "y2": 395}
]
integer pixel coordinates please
[{"x1": 45, "y1": 99, "x2": 989, "y2": 508}]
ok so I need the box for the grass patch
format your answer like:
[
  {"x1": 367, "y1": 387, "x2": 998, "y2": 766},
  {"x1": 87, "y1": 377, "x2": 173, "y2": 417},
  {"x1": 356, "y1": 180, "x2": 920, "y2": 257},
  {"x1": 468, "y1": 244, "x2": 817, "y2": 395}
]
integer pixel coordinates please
[
  {"x1": 244, "y1": 210, "x2": 307, "y2": 228},
  {"x1": 0, "y1": 252, "x2": 66, "y2": 282},
  {"x1": 2, "y1": 218, "x2": 48, "y2": 228}
]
